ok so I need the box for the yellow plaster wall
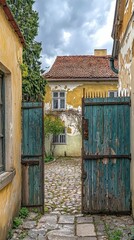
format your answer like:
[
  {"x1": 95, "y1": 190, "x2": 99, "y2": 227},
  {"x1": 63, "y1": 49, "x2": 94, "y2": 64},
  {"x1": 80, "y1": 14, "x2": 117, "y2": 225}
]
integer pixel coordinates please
[
  {"x1": 66, "y1": 84, "x2": 117, "y2": 108},
  {"x1": 0, "y1": 7, "x2": 23, "y2": 239},
  {"x1": 44, "y1": 81, "x2": 117, "y2": 156},
  {"x1": 117, "y1": 0, "x2": 134, "y2": 218},
  {"x1": 54, "y1": 134, "x2": 82, "y2": 156},
  {"x1": 119, "y1": 0, "x2": 133, "y2": 40},
  {"x1": 45, "y1": 82, "x2": 118, "y2": 110}
]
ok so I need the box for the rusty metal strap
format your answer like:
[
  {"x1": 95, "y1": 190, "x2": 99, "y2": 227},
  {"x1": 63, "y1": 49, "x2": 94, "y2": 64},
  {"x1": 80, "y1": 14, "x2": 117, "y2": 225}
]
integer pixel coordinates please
[
  {"x1": 22, "y1": 155, "x2": 42, "y2": 158},
  {"x1": 21, "y1": 106, "x2": 43, "y2": 109},
  {"x1": 84, "y1": 101, "x2": 131, "y2": 106},
  {"x1": 21, "y1": 159, "x2": 40, "y2": 166},
  {"x1": 84, "y1": 154, "x2": 131, "y2": 160}
]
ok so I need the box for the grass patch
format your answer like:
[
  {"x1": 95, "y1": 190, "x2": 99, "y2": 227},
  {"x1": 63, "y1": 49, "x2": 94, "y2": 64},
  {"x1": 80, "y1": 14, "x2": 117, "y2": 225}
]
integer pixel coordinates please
[
  {"x1": 19, "y1": 207, "x2": 29, "y2": 219},
  {"x1": 13, "y1": 217, "x2": 23, "y2": 229},
  {"x1": 44, "y1": 154, "x2": 54, "y2": 163},
  {"x1": 105, "y1": 224, "x2": 123, "y2": 240}
]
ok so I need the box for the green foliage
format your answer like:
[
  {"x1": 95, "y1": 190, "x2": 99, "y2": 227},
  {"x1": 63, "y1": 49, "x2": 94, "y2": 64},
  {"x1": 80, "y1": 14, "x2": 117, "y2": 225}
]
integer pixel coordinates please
[
  {"x1": 44, "y1": 153, "x2": 54, "y2": 163},
  {"x1": 13, "y1": 217, "x2": 22, "y2": 229},
  {"x1": 44, "y1": 116, "x2": 64, "y2": 137},
  {"x1": 7, "y1": 229, "x2": 13, "y2": 239},
  {"x1": 109, "y1": 229, "x2": 123, "y2": 240},
  {"x1": 44, "y1": 116, "x2": 65, "y2": 156},
  {"x1": 44, "y1": 206, "x2": 49, "y2": 213},
  {"x1": 19, "y1": 207, "x2": 29, "y2": 219},
  {"x1": 7, "y1": 0, "x2": 46, "y2": 101},
  {"x1": 129, "y1": 226, "x2": 134, "y2": 240},
  {"x1": 105, "y1": 224, "x2": 123, "y2": 240}
]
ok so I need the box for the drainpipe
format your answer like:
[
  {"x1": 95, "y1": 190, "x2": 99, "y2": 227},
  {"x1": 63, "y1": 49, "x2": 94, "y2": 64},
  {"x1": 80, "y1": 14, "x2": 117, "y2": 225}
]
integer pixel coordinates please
[{"x1": 109, "y1": 57, "x2": 118, "y2": 74}]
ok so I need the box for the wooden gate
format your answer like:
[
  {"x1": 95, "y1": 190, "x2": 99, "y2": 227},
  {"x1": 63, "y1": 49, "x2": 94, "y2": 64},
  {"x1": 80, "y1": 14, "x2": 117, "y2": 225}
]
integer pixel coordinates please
[
  {"x1": 82, "y1": 96, "x2": 131, "y2": 214},
  {"x1": 21, "y1": 102, "x2": 44, "y2": 213}
]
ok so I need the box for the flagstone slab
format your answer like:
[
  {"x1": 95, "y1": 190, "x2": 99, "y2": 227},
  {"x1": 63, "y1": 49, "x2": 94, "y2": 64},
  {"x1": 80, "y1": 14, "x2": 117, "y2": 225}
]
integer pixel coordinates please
[
  {"x1": 58, "y1": 215, "x2": 75, "y2": 224},
  {"x1": 76, "y1": 224, "x2": 96, "y2": 237}
]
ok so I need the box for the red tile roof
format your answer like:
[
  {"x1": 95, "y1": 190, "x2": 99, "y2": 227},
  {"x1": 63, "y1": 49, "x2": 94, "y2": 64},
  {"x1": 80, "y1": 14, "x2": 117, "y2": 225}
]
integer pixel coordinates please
[
  {"x1": 0, "y1": 0, "x2": 25, "y2": 45},
  {"x1": 44, "y1": 55, "x2": 118, "y2": 81}
]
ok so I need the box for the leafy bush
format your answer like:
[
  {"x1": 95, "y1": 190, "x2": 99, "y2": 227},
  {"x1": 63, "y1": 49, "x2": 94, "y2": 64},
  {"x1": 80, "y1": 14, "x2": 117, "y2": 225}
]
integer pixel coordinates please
[
  {"x1": 45, "y1": 153, "x2": 54, "y2": 163},
  {"x1": 19, "y1": 207, "x2": 29, "y2": 219},
  {"x1": 44, "y1": 116, "x2": 65, "y2": 156},
  {"x1": 13, "y1": 217, "x2": 22, "y2": 229}
]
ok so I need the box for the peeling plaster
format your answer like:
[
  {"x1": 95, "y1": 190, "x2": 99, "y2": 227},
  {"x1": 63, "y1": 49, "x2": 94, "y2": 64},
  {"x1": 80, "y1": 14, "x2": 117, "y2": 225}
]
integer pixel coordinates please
[
  {"x1": 49, "y1": 82, "x2": 82, "y2": 92},
  {"x1": 119, "y1": 16, "x2": 134, "y2": 92},
  {"x1": 60, "y1": 112, "x2": 81, "y2": 136},
  {"x1": 44, "y1": 102, "x2": 51, "y2": 111}
]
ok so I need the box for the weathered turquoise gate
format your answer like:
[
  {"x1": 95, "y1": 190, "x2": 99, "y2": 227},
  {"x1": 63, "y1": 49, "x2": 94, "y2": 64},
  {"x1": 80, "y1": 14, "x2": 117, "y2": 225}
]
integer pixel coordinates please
[
  {"x1": 82, "y1": 96, "x2": 131, "y2": 214},
  {"x1": 21, "y1": 102, "x2": 44, "y2": 213}
]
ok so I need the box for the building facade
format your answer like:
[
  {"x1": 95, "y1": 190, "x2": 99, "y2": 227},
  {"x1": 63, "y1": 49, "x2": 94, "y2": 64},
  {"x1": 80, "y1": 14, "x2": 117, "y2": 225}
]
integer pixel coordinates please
[
  {"x1": 112, "y1": 0, "x2": 134, "y2": 215},
  {"x1": 0, "y1": 1, "x2": 24, "y2": 239},
  {"x1": 44, "y1": 50, "x2": 118, "y2": 157}
]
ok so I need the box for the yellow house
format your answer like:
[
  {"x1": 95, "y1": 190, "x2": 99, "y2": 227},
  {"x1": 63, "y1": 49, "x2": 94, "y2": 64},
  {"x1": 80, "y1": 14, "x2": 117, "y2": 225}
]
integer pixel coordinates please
[
  {"x1": 112, "y1": 0, "x2": 134, "y2": 216},
  {"x1": 44, "y1": 49, "x2": 118, "y2": 157},
  {"x1": 0, "y1": 1, "x2": 24, "y2": 239}
]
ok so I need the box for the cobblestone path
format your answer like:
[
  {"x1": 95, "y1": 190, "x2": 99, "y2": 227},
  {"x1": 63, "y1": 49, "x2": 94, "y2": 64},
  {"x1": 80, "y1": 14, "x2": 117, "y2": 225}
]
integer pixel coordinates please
[
  {"x1": 10, "y1": 212, "x2": 134, "y2": 240},
  {"x1": 8, "y1": 157, "x2": 134, "y2": 239},
  {"x1": 44, "y1": 157, "x2": 82, "y2": 214}
]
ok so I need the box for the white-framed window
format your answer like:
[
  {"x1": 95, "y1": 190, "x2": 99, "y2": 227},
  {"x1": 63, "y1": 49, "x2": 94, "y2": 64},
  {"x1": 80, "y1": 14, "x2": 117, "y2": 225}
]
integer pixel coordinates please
[
  {"x1": 108, "y1": 91, "x2": 118, "y2": 97},
  {"x1": 53, "y1": 128, "x2": 66, "y2": 144},
  {"x1": 52, "y1": 91, "x2": 66, "y2": 110}
]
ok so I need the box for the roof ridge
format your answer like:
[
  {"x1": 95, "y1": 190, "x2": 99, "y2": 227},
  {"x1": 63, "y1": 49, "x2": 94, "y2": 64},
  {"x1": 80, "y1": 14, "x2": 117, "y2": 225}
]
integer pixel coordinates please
[{"x1": 56, "y1": 55, "x2": 112, "y2": 57}]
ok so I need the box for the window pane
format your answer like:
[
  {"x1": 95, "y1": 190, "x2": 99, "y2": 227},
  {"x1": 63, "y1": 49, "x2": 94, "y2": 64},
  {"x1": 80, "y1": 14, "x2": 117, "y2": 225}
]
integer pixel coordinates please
[
  {"x1": 60, "y1": 99, "x2": 65, "y2": 109},
  {"x1": 109, "y1": 91, "x2": 118, "y2": 97},
  {"x1": 53, "y1": 135, "x2": 59, "y2": 143},
  {"x1": 60, "y1": 134, "x2": 66, "y2": 143},
  {"x1": 60, "y1": 92, "x2": 65, "y2": 97},
  {"x1": 53, "y1": 99, "x2": 58, "y2": 109},
  {"x1": 53, "y1": 92, "x2": 58, "y2": 98},
  {"x1": 109, "y1": 92, "x2": 114, "y2": 98}
]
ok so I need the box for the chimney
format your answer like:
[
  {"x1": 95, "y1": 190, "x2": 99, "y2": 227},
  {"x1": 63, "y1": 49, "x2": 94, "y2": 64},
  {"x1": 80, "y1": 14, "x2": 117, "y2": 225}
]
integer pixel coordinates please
[{"x1": 94, "y1": 49, "x2": 107, "y2": 56}]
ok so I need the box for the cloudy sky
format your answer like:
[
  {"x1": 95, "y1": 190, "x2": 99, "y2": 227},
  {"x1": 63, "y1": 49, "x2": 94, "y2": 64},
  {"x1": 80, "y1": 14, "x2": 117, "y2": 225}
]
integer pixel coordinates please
[{"x1": 34, "y1": 0, "x2": 116, "y2": 71}]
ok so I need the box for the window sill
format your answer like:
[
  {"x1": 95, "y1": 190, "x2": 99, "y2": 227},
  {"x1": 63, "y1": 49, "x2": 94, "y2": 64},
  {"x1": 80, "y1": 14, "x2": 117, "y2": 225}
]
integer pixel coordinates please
[
  {"x1": 0, "y1": 169, "x2": 16, "y2": 191},
  {"x1": 53, "y1": 143, "x2": 67, "y2": 145}
]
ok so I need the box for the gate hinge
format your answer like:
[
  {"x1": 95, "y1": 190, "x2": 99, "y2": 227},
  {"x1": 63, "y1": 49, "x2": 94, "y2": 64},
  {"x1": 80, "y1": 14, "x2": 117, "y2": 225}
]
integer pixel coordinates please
[
  {"x1": 83, "y1": 118, "x2": 88, "y2": 140},
  {"x1": 82, "y1": 172, "x2": 87, "y2": 180}
]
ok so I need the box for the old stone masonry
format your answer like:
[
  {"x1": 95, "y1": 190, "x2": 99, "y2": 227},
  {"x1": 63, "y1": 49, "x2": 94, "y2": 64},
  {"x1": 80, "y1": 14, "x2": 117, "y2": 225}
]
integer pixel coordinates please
[
  {"x1": 9, "y1": 158, "x2": 134, "y2": 240},
  {"x1": 9, "y1": 212, "x2": 134, "y2": 240}
]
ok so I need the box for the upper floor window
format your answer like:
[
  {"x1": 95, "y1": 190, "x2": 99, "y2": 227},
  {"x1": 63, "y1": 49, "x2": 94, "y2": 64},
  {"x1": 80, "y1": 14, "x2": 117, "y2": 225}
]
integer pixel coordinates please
[
  {"x1": 52, "y1": 91, "x2": 65, "y2": 110},
  {"x1": 108, "y1": 91, "x2": 118, "y2": 98}
]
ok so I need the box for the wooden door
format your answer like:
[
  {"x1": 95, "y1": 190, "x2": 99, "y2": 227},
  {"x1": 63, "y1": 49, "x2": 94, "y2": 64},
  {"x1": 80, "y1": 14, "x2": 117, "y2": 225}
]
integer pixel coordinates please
[
  {"x1": 21, "y1": 102, "x2": 44, "y2": 213},
  {"x1": 82, "y1": 97, "x2": 131, "y2": 214}
]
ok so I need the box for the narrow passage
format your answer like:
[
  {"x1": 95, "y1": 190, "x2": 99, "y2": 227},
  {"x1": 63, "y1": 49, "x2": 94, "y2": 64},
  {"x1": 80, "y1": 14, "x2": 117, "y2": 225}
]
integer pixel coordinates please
[{"x1": 44, "y1": 157, "x2": 81, "y2": 214}]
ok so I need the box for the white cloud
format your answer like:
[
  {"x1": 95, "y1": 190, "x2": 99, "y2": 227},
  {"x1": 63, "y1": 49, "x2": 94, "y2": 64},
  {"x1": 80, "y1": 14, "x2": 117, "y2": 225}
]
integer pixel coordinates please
[
  {"x1": 34, "y1": 0, "x2": 116, "y2": 69},
  {"x1": 90, "y1": 0, "x2": 115, "y2": 48},
  {"x1": 63, "y1": 31, "x2": 71, "y2": 46}
]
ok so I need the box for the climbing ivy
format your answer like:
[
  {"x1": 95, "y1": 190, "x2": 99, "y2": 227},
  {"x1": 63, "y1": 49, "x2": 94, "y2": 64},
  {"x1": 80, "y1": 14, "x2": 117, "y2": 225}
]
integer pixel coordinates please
[{"x1": 7, "y1": 0, "x2": 46, "y2": 101}]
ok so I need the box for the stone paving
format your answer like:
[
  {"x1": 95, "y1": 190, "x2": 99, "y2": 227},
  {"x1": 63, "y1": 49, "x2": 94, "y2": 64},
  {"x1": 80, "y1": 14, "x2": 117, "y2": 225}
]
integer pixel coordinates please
[
  {"x1": 44, "y1": 157, "x2": 81, "y2": 214},
  {"x1": 8, "y1": 158, "x2": 134, "y2": 239},
  {"x1": 9, "y1": 212, "x2": 134, "y2": 240}
]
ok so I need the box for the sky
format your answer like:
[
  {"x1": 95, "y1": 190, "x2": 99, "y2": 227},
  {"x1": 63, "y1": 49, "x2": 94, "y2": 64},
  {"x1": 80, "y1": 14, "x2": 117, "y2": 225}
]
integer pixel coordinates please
[{"x1": 34, "y1": 0, "x2": 116, "y2": 71}]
